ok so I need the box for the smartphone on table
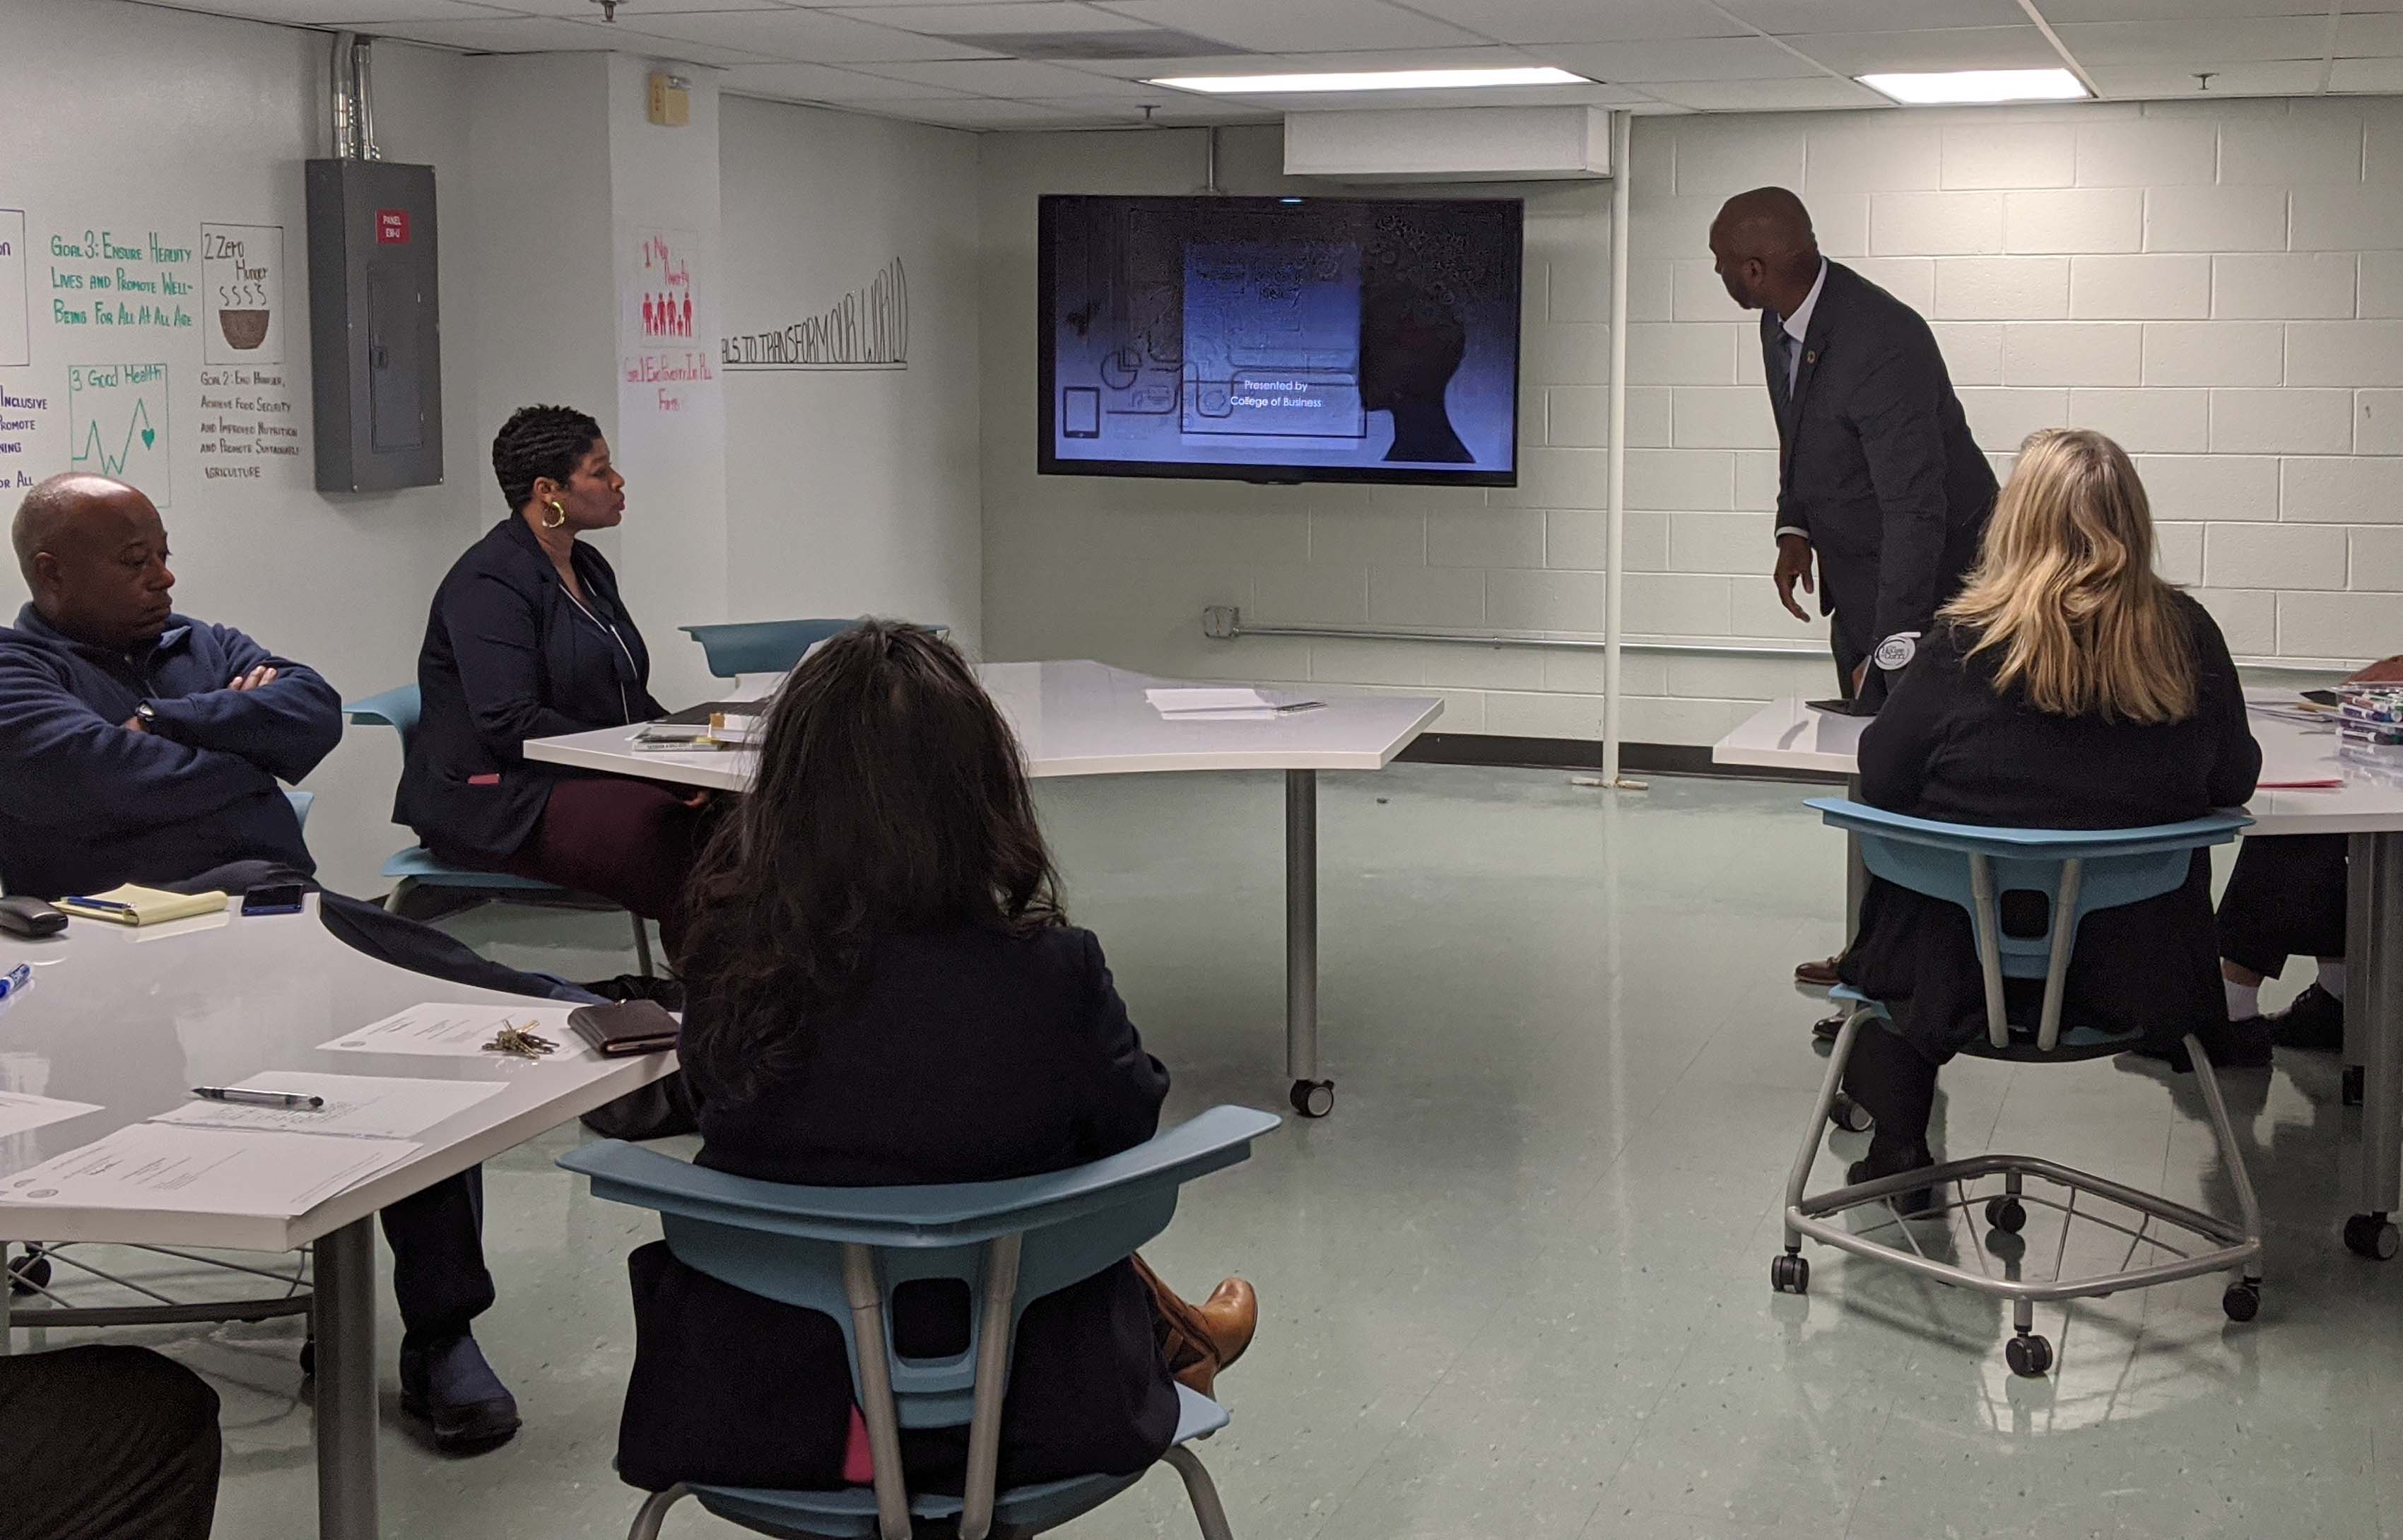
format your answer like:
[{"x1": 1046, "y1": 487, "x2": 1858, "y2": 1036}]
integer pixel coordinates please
[{"x1": 240, "y1": 883, "x2": 307, "y2": 917}]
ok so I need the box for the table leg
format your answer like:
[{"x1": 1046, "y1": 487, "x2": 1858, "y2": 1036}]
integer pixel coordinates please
[
  {"x1": 312, "y1": 1218, "x2": 380, "y2": 1539},
  {"x1": 2344, "y1": 833, "x2": 2373, "y2": 1106},
  {"x1": 2344, "y1": 831, "x2": 2403, "y2": 1261},
  {"x1": 1286, "y1": 770, "x2": 1331, "y2": 1119}
]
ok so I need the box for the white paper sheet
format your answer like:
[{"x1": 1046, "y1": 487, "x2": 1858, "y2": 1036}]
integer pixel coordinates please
[
  {"x1": 317, "y1": 1004, "x2": 583, "y2": 1062},
  {"x1": 1144, "y1": 687, "x2": 1324, "y2": 719},
  {"x1": 151, "y1": 1073, "x2": 509, "y2": 1139},
  {"x1": 0, "y1": 1124, "x2": 419, "y2": 1218},
  {"x1": 0, "y1": 1091, "x2": 103, "y2": 1139}
]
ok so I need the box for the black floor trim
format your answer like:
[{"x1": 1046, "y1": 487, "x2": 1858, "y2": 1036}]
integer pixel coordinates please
[{"x1": 1395, "y1": 731, "x2": 1847, "y2": 784}]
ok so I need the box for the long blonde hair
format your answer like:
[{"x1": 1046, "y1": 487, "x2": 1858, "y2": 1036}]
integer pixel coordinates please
[{"x1": 1943, "y1": 428, "x2": 2196, "y2": 724}]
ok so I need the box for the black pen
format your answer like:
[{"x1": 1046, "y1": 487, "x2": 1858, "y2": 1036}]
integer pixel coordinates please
[{"x1": 191, "y1": 1086, "x2": 326, "y2": 1110}]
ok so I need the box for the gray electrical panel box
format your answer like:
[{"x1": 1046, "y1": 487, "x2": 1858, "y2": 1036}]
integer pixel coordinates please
[{"x1": 305, "y1": 159, "x2": 442, "y2": 492}]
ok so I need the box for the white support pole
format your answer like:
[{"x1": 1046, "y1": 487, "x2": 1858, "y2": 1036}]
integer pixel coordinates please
[{"x1": 1601, "y1": 108, "x2": 1634, "y2": 787}]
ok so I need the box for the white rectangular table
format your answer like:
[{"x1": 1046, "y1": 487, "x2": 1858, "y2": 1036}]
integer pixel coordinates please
[
  {"x1": 526, "y1": 659, "x2": 1443, "y2": 1119},
  {"x1": 1716, "y1": 695, "x2": 2403, "y2": 1261},
  {"x1": 0, "y1": 897, "x2": 678, "y2": 1538}
]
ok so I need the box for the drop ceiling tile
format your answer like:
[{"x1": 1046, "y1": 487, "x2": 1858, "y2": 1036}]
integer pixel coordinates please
[
  {"x1": 1090, "y1": 0, "x2": 1488, "y2": 54},
  {"x1": 141, "y1": 0, "x2": 519, "y2": 20},
  {"x1": 850, "y1": 96, "x2": 1088, "y2": 125},
  {"x1": 1715, "y1": 0, "x2": 2026, "y2": 33},
  {"x1": 358, "y1": 13, "x2": 654, "y2": 48},
  {"x1": 1538, "y1": 36, "x2": 1828, "y2": 81},
  {"x1": 849, "y1": 55, "x2": 1162, "y2": 92},
  {"x1": 2084, "y1": 60, "x2": 2328, "y2": 98},
  {"x1": 1640, "y1": 75, "x2": 1887, "y2": 109},
  {"x1": 2033, "y1": 0, "x2": 2337, "y2": 18},
  {"x1": 1783, "y1": 25, "x2": 2064, "y2": 74},
  {"x1": 826, "y1": 3, "x2": 1151, "y2": 35},
  {"x1": 1061, "y1": 51, "x2": 1279, "y2": 77},
  {"x1": 1240, "y1": 80, "x2": 1656, "y2": 108},
  {"x1": 2337, "y1": 11, "x2": 2403, "y2": 57},
  {"x1": 496, "y1": 0, "x2": 787, "y2": 16},
  {"x1": 713, "y1": 59, "x2": 977, "y2": 97},
  {"x1": 613, "y1": 6, "x2": 1000, "y2": 61},
  {"x1": 1389, "y1": 0, "x2": 1749, "y2": 45},
  {"x1": 2050, "y1": 18, "x2": 2332, "y2": 65},
  {"x1": 2331, "y1": 56, "x2": 2403, "y2": 89}
]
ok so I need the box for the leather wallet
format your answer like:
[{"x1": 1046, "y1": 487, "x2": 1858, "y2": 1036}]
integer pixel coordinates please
[{"x1": 568, "y1": 999, "x2": 681, "y2": 1056}]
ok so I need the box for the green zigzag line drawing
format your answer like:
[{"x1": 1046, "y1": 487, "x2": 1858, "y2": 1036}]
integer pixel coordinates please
[{"x1": 74, "y1": 394, "x2": 159, "y2": 477}]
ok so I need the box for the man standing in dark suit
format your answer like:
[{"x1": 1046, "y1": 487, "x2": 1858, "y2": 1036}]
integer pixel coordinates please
[{"x1": 1709, "y1": 187, "x2": 1997, "y2": 991}]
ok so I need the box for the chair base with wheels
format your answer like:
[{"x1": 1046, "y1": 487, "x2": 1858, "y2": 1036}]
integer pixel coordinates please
[
  {"x1": 561, "y1": 1105, "x2": 1279, "y2": 1540},
  {"x1": 1773, "y1": 801, "x2": 2264, "y2": 1380}
]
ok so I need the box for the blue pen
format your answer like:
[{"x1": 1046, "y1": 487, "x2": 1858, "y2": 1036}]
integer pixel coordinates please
[{"x1": 0, "y1": 963, "x2": 29, "y2": 1001}]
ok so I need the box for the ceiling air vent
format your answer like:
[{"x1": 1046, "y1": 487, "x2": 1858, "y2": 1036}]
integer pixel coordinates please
[{"x1": 936, "y1": 28, "x2": 1255, "y2": 62}]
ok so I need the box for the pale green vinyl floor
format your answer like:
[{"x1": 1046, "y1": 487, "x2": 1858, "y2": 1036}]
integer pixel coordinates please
[{"x1": 40, "y1": 765, "x2": 2403, "y2": 1539}]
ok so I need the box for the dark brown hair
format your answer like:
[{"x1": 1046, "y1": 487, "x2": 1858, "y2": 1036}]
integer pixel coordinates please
[{"x1": 676, "y1": 621, "x2": 1064, "y2": 1102}]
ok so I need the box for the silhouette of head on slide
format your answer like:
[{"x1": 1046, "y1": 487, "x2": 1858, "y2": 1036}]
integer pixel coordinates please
[{"x1": 1358, "y1": 271, "x2": 1471, "y2": 464}]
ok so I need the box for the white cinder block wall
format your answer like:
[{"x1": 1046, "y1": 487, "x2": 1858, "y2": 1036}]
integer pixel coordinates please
[{"x1": 980, "y1": 98, "x2": 2403, "y2": 746}]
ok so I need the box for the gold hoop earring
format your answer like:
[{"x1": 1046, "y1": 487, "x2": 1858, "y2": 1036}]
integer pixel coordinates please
[{"x1": 542, "y1": 499, "x2": 568, "y2": 530}]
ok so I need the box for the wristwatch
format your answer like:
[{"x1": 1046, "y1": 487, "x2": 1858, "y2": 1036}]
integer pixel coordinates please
[{"x1": 134, "y1": 700, "x2": 161, "y2": 731}]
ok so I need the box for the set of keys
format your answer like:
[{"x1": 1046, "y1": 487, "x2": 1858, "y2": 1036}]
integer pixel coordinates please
[{"x1": 483, "y1": 1021, "x2": 561, "y2": 1059}]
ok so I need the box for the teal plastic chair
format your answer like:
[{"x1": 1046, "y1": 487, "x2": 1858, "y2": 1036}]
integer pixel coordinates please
[
  {"x1": 681, "y1": 619, "x2": 949, "y2": 693},
  {"x1": 1778, "y1": 800, "x2": 2261, "y2": 1378},
  {"x1": 560, "y1": 1104, "x2": 1281, "y2": 1540},
  {"x1": 344, "y1": 684, "x2": 653, "y2": 975},
  {"x1": 285, "y1": 789, "x2": 315, "y2": 832}
]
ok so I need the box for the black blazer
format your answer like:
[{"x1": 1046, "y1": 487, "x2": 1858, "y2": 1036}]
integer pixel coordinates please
[
  {"x1": 615, "y1": 923, "x2": 1180, "y2": 1495},
  {"x1": 1839, "y1": 596, "x2": 2262, "y2": 1061},
  {"x1": 395, "y1": 517, "x2": 663, "y2": 866},
  {"x1": 1764, "y1": 261, "x2": 1998, "y2": 650}
]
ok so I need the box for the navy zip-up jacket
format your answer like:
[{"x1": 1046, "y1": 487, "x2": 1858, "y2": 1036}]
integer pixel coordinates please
[
  {"x1": 396, "y1": 516, "x2": 662, "y2": 868},
  {"x1": 0, "y1": 605, "x2": 341, "y2": 897}
]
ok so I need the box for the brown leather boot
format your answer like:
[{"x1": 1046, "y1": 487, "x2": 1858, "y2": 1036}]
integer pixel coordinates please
[
  {"x1": 1132, "y1": 1258, "x2": 1258, "y2": 1397},
  {"x1": 1194, "y1": 1277, "x2": 1258, "y2": 1374}
]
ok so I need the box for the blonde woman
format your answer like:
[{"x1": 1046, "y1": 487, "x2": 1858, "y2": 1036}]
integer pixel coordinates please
[{"x1": 1835, "y1": 429, "x2": 2262, "y2": 1207}]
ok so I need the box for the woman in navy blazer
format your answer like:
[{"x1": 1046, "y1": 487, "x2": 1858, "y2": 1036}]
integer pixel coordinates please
[
  {"x1": 614, "y1": 621, "x2": 1257, "y2": 1495},
  {"x1": 397, "y1": 405, "x2": 709, "y2": 956}
]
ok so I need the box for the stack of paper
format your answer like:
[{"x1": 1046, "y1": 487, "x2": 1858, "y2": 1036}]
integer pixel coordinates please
[
  {"x1": 318, "y1": 1004, "x2": 584, "y2": 1061},
  {"x1": 0, "y1": 1124, "x2": 420, "y2": 1218},
  {"x1": 55, "y1": 886, "x2": 228, "y2": 926},
  {"x1": 1145, "y1": 687, "x2": 1324, "y2": 722}
]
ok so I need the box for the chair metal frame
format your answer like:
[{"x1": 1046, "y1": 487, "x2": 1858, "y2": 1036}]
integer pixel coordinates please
[
  {"x1": 344, "y1": 686, "x2": 653, "y2": 975},
  {"x1": 1778, "y1": 800, "x2": 2264, "y2": 1377},
  {"x1": 563, "y1": 1105, "x2": 1279, "y2": 1540}
]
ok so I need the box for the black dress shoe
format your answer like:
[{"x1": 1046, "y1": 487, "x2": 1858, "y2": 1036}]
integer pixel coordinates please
[
  {"x1": 1847, "y1": 1141, "x2": 1937, "y2": 1217},
  {"x1": 399, "y1": 1333, "x2": 521, "y2": 1454},
  {"x1": 1795, "y1": 956, "x2": 1842, "y2": 987},
  {"x1": 2267, "y1": 983, "x2": 2344, "y2": 1052}
]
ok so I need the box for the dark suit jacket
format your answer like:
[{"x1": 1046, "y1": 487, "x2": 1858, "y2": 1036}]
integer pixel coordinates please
[
  {"x1": 615, "y1": 923, "x2": 1182, "y2": 1495},
  {"x1": 1764, "y1": 261, "x2": 1997, "y2": 662},
  {"x1": 0, "y1": 606, "x2": 339, "y2": 895},
  {"x1": 396, "y1": 517, "x2": 663, "y2": 866},
  {"x1": 1838, "y1": 596, "x2": 2261, "y2": 1061}
]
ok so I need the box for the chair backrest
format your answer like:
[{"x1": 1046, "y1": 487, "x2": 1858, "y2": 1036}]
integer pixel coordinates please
[
  {"x1": 1810, "y1": 799, "x2": 2250, "y2": 1052},
  {"x1": 681, "y1": 619, "x2": 862, "y2": 681},
  {"x1": 560, "y1": 1104, "x2": 1279, "y2": 1540},
  {"x1": 285, "y1": 789, "x2": 315, "y2": 833},
  {"x1": 343, "y1": 684, "x2": 422, "y2": 752}
]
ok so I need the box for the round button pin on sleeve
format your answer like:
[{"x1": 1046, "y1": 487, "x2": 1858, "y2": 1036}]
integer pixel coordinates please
[{"x1": 1874, "y1": 634, "x2": 1917, "y2": 672}]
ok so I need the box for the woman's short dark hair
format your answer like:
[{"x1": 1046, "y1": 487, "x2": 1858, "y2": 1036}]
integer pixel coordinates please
[
  {"x1": 676, "y1": 621, "x2": 1064, "y2": 1103},
  {"x1": 490, "y1": 404, "x2": 602, "y2": 514}
]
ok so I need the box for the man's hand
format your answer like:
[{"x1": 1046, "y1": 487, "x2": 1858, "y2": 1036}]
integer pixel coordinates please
[
  {"x1": 226, "y1": 666, "x2": 279, "y2": 693},
  {"x1": 1773, "y1": 534, "x2": 1816, "y2": 621},
  {"x1": 122, "y1": 714, "x2": 146, "y2": 734},
  {"x1": 680, "y1": 788, "x2": 712, "y2": 811}
]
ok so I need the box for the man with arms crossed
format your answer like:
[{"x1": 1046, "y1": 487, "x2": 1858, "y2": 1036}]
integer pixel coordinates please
[{"x1": 1709, "y1": 187, "x2": 1998, "y2": 994}]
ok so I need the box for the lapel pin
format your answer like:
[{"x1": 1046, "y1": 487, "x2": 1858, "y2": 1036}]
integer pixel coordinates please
[{"x1": 1805, "y1": 350, "x2": 1818, "y2": 364}]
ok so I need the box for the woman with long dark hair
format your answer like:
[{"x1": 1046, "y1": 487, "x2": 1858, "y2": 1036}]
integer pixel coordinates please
[{"x1": 615, "y1": 621, "x2": 1255, "y2": 1494}]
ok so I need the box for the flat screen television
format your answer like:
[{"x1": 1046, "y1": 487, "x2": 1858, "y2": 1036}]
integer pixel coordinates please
[{"x1": 1038, "y1": 194, "x2": 1523, "y2": 488}]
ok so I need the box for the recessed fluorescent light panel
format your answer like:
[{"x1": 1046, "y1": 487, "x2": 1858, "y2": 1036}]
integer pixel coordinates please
[
  {"x1": 1858, "y1": 68, "x2": 2088, "y2": 105},
  {"x1": 1147, "y1": 66, "x2": 1590, "y2": 94}
]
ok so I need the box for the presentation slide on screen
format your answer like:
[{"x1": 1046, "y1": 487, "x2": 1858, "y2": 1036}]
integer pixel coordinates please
[{"x1": 1044, "y1": 197, "x2": 1520, "y2": 481}]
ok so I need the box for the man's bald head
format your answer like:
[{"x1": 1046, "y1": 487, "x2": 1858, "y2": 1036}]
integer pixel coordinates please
[
  {"x1": 1708, "y1": 187, "x2": 1823, "y2": 315},
  {"x1": 11, "y1": 472, "x2": 177, "y2": 645}
]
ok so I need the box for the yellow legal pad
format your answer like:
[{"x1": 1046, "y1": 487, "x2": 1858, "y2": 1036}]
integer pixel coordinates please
[{"x1": 54, "y1": 886, "x2": 230, "y2": 926}]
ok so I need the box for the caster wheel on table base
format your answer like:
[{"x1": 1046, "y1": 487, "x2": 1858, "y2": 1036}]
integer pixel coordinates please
[
  {"x1": 1827, "y1": 1092, "x2": 1874, "y2": 1134},
  {"x1": 2005, "y1": 1333, "x2": 2052, "y2": 1377},
  {"x1": 8, "y1": 1248, "x2": 52, "y2": 1296},
  {"x1": 1289, "y1": 1080, "x2": 1334, "y2": 1119},
  {"x1": 1770, "y1": 1252, "x2": 1809, "y2": 1295},
  {"x1": 2344, "y1": 1213, "x2": 2400, "y2": 1260},
  {"x1": 2222, "y1": 1281, "x2": 2261, "y2": 1322},
  {"x1": 1984, "y1": 1196, "x2": 2028, "y2": 1235}
]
